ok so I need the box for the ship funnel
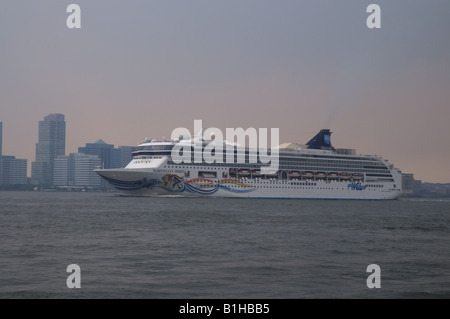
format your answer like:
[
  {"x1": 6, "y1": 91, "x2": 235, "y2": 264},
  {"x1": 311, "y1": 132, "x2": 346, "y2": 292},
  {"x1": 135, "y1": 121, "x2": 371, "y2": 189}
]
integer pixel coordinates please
[{"x1": 306, "y1": 129, "x2": 334, "y2": 150}]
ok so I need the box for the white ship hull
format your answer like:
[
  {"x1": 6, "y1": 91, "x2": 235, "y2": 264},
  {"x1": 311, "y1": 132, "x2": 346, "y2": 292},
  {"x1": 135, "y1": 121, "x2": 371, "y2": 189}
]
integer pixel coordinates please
[{"x1": 96, "y1": 168, "x2": 402, "y2": 200}]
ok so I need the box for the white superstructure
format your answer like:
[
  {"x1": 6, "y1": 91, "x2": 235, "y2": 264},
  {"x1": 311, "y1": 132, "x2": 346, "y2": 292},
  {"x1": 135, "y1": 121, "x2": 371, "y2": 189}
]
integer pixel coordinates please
[{"x1": 95, "y1": 129, "x2": 403, "y2": 199}]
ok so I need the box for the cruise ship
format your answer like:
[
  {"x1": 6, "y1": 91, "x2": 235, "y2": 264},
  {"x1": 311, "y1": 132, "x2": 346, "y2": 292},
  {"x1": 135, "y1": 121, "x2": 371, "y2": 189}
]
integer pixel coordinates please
[{"x1": 95, "y1": 129, "x2": 403, "y2": 199}]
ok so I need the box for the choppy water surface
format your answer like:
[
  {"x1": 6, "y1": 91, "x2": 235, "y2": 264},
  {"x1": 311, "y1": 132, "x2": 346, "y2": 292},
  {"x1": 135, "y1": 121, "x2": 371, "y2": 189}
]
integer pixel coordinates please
[{"x1": 0, "y1": 191, "x2": 449, "y2": 298}]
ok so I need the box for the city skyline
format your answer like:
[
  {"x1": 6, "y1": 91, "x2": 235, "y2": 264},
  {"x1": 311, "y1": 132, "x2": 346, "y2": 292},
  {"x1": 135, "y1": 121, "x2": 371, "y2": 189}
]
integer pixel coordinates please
[
  {"x1": 1, "y1": 1, "x2": 450, "y2": 183},
  {"x1": 0, "y1": 113, "x2": 446, "y2": 185}
]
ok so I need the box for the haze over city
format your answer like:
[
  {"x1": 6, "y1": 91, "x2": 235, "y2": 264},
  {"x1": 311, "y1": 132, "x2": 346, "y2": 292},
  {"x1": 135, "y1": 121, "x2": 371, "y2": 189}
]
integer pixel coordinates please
[{"x1": 1, "y1": 1, "x2": 449, "y2": 183}]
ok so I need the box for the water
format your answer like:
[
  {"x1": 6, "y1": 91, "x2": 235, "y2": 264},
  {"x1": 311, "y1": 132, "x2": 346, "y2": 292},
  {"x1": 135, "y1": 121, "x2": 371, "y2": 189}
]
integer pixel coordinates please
[{"x1": 0, "y1": 191, "x2": 449, "y2": 299}]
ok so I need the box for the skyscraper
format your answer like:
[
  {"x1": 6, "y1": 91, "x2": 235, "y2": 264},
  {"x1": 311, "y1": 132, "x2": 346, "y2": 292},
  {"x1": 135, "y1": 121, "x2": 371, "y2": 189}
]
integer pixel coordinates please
[{"x1": 31, "y1": 114, "x2": 66, "y2": 185}]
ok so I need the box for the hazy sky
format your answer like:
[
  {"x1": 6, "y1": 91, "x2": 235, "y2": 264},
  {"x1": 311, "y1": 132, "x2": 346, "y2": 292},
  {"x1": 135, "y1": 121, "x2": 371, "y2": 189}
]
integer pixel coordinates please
[{"x1": 1, "y1": 1, "x2": 449, "y2": 183}]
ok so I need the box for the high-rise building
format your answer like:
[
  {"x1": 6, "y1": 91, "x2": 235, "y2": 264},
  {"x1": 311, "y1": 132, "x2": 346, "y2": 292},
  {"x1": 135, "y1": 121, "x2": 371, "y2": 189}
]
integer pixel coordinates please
[
  {"x1": 54, "y1": 153, "x2": 102, "y2": 187},
  {"x1": 31, "y1": 114, "x2": 66, "y2": 185},
  {"x1": 402, "y1": 173, "x2": 415, "y2": 195},
  {"x1": 53, "y1": 155, "x2": 71, "y2": 186},
  {"x1": 0, "y1": 155, "x2": 27, "y2": 185},
  {"x1": 78, "y1": 139, "x2": 121, "y2": 169},
  {"x1": 0, "y1": 122, "x2": 28, "y2": 185},
  {"x1": 74, "y1": 154, "x2": 101, "y2": 187},
  {"x1": 78, "y1": 140, "x2": 121, "y2": 187}
]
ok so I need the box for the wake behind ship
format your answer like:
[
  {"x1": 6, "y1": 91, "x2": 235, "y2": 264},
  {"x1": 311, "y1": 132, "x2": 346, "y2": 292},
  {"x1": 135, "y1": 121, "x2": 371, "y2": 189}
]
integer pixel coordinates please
[{"x1": 95, "y1": 129, "x2": 403, "y2": 199}]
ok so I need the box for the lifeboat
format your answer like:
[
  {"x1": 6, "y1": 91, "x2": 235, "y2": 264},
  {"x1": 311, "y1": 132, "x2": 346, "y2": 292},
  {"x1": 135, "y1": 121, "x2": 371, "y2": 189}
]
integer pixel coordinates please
[
  {"x1": 289, "y1": 171, "x2": 301, "y2": 177},
  {"x1": 252, "y1": 170, "x2": 262, "y2": 176},
  {"x1": 352, "y1": 173, "x2": 364, "y2": 180},
  {"x1": 327, "y1": 172, "x2": 339, "y2": 179},
  {"x1": 315, "y1": 172, "x2": 326, "y2": 179},
  {"x1": 229, "y1": 169, "x2": 237, "y2": 176},
  {"x1": 237, "y1": 169, "x2": 251, "y2": 176},
  {"x1": 302, "y1": 171, "x2": 314, "y2": 178},
  {"x1": 339, "y1": 173, "x2": 351, "y2": 180}
]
